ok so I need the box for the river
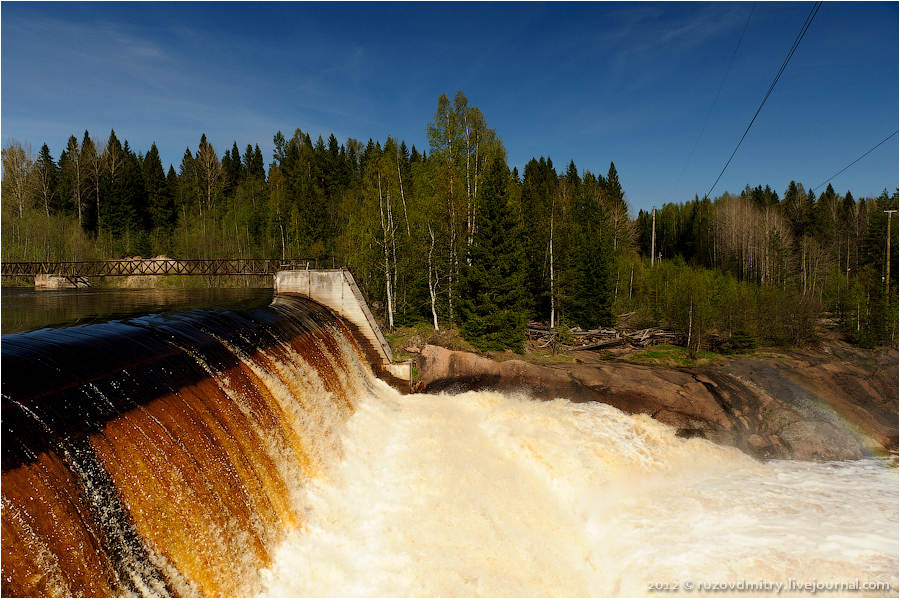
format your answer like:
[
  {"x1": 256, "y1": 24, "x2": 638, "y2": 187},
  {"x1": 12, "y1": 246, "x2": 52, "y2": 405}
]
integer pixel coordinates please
[{"x1": 1, "y1": 287, "x2": 897, "y2": 597}]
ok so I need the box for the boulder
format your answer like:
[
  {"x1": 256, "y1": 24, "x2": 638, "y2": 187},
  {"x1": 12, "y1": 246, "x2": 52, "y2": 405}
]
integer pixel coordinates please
[{"x1": 415, "y1": 344, "x2": 898, "y2": 461}]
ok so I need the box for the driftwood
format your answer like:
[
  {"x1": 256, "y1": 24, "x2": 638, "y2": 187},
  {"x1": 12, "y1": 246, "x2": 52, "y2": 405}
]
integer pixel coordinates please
[
  {"x1": 526, "y1": 323, "x2": 687, "y2": 352},
  {"x1": 570, "y1": 337, "x2": 627, "y2": 350}
]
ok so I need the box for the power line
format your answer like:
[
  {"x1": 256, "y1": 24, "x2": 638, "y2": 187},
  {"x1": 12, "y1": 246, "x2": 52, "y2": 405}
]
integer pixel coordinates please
[
  {"x1": 811, "y1": 130, "x2": 899, "y2": 193},
  {"x1": 705, "y1": 1, "x2": 822, "y2": 199},
  {"x1": 664, "y1": 3, "x2": 756, "y2": 204}
]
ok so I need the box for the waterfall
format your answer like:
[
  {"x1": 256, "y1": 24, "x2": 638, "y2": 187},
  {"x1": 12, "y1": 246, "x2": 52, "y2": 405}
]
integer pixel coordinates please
[{"x1": 2, "y1": 296, "x2": 370, "y2": 597}]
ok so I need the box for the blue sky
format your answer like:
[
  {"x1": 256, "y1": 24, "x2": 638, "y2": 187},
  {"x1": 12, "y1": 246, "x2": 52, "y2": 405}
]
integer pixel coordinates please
[{"x1": 2, "y1": 1, "x2": 897, "y2": 215}]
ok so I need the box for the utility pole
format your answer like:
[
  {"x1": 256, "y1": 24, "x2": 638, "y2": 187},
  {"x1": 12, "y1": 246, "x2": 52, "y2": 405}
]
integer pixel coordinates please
[
  {"x1": 651, "y1": 206, "x2": 656, "y2": 267},
  {"x1": 885, "y1": 209, "x2": 897, "y2": 290}
]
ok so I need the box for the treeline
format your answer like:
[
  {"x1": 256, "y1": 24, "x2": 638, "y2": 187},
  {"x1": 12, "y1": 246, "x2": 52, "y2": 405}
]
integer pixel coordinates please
[
  {"x1": 2, "y1": 91, "x2": 897, "y2": 351},
  {"x1": 632, "y1": 183, "x2": 898, "y2": 348}
]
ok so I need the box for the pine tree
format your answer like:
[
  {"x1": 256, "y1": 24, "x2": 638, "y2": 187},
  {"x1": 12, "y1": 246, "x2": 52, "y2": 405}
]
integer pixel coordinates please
[
  {"x1": 165, "y1": 165, "x2": 179, "y2": 230},
  {"x1": 459, "y1": 151, "x2": 527, "y2": 352},
  {"x1": 99, "y1": 130, "x2": 126, "y2": 237},
  {"x1": 520, "y1": 156, "x2": 558, "y2": 321},
  {"x1": 242, "y1": 144, "x2": 266, "y2": 181},
  {"x1": 81, "y1": 131, "x2": 101, "y2": 234},
  {"x1": 221, "y1": 142, "x2": 242, "y2": 197},
  {"x1": 62, "y1": 135, "x2": 85, "y2": 226}
]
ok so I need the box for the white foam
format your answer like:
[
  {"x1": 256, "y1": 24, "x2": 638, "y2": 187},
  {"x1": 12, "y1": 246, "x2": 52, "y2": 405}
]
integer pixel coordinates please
[{"x1": 260, "y1": 387, "x2": 899, "y2": 597}]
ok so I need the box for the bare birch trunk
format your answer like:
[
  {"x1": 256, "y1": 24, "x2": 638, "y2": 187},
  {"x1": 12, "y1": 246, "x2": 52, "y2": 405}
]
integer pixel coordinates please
[
  {"x1": 687, "y1": 299, "x2": 694, "y2": 356},
  {"x1": 388, "y1": 189, "x2": 398, "y2": 328},
  {"x1": 448, "y1": 191, "x2": 456, "y2": 325},
  {"x1": 378, "y1": 172, "x2": 394, "y2": 330},
  {"x1": 549, "y1": 211, "x2": 555, "y2": 329},
  {"x1": 396, "y1": 148, "x2": 411, "y2": 236},
  {"x1": 428, "y1": 224, "x2": 440, "y2": 331}
]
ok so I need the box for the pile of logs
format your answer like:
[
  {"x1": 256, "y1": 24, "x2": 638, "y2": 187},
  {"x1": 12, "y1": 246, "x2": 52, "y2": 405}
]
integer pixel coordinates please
[{"x1": 525, "y1": 322, "x2": 685, "y2": 352}]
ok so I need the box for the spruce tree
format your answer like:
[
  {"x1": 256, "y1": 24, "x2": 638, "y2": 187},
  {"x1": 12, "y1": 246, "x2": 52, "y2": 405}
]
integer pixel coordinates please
[
  {"x1": 143, "y1": 143, "x2": 172, "y2": 231},
  {"x1": 567, "y1": 163, "x2": 615, "y2": 329},
  {"x1": 34, "y1": 143, "x2": 60, "y2": 217},
  {"x1": 521, "y1": 157, "x2": 558, "y2": 319},
  {"x1": 459, "y1": 151, "x2": 527, "y2": 352}
]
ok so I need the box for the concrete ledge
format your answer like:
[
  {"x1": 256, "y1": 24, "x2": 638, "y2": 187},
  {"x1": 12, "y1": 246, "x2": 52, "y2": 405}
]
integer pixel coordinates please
[{"x1": 375, "y1": 363, "x2": 413, "y2": 394}]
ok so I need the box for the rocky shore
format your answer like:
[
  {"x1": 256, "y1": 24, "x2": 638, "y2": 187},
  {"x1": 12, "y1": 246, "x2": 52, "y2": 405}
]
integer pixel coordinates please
[{"x1": 413, "y1": 343, "x2": 898, "y2": 461}]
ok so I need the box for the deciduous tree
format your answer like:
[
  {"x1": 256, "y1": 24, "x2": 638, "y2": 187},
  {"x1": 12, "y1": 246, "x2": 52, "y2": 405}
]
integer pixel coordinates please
[{"x1": 2, "y1": 138, "x2": 34, "y2": 219}]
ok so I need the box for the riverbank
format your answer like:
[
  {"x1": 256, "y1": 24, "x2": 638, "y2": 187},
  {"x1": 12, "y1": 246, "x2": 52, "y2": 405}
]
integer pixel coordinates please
[{"x1": 399, "y1": 326, "x2": 898, "y2": 461}]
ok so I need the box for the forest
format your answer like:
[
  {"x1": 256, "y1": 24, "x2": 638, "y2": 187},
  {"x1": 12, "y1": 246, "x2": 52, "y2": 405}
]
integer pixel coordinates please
[{"x1": 2, "y1": 91, "x2": 897, "y2": 352}]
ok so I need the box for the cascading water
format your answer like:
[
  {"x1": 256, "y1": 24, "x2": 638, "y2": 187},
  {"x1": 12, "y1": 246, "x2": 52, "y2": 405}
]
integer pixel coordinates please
[
  {"x1": 2, "y1": 296, "x2": 366, "y2": 596},
  {"x1": 260, "y1": 388, "x2": 897, "y2": 597},
  {"x1": 2, "y1": 295, "x2": 897, "y2": 597}
]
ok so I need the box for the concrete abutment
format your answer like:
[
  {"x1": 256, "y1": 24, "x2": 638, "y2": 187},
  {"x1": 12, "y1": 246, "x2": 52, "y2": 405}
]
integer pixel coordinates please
[
  {"x1": 35, "y1": 274, "x2": 90, "y2": 289},
  {"x1": 275, "y1": 269, "x2": 411, "y2": 392}
]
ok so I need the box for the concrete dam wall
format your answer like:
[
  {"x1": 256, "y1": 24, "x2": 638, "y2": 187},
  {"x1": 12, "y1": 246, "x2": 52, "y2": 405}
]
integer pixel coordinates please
[{"x1": 274, "y1": 269, "x2": 411, "y2": 392}]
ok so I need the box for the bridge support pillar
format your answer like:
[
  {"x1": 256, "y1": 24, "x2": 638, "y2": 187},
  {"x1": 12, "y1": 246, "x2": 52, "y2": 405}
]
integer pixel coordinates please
[{"x1": 35, "y1": 274, "x2": 90, "y2": 289}]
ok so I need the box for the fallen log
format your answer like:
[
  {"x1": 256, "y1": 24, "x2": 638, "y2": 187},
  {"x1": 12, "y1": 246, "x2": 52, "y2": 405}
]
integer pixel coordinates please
[{"x1": 572, "y1": 337, "x2": 628, "y2": 350}]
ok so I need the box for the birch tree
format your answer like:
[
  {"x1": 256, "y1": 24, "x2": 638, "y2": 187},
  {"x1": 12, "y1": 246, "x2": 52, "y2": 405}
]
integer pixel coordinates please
[
  {"x1": 427, "y1": 93, "x2": 463, "y2": 323},
  {"x1": 1, "y1": 139, "x2": 34, "y2": 219},
  {"x1": 426, "y1": 91, "x2": 501, "y2": 324}
]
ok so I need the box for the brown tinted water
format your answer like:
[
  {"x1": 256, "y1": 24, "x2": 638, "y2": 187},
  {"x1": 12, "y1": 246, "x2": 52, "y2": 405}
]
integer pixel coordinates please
[
  {"x1": 1, "y1": 287, "x2": 274, "y2": 334},
  {"x1": 1, "y1": 294, "x2": 367, "y2": 596}
]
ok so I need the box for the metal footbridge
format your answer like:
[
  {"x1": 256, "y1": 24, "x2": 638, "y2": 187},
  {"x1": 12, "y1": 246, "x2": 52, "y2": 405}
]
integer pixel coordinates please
[
  {"x1": 1, "y1": 260, "x2": 412, "y2": 390},
  {"x1": 1, "y1": 258, "x2": 311, "y2": 278}
]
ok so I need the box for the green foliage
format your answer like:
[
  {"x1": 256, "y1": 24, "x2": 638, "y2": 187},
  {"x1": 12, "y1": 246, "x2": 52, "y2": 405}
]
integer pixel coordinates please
[
  {"x1": 143, "y1": 143, "x2": 175, "y2": 232},
  {"x1": 721, "y1": 329, "x2": 758, "y2": 354},
  {"x1": 3, "y1": 97, "x2": 897, "y2": 352},
  {"x1": 625, "y1": 344, "x2": 720, "y2": 368},
  {"x1": 564, "y1": 163, "x2": 615, "y2": 329},
  {"x1": 459, "y1": 152, "x2": 528, "y2": 352},
  {"x1": 520, "y1": 156, "x2": 558, "y2": 318}
]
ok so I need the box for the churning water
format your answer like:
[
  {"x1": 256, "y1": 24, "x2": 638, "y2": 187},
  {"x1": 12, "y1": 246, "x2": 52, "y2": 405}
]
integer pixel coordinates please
[
  {"x1": 260, "y1": 383, "x2": 899, "y2": 597},
  {"x1": 2, "y1": 294, "x2": 896, "y2": 597}
]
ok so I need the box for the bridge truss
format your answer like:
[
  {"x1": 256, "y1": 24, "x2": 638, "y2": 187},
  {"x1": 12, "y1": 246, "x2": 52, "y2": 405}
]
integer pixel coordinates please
[{"x1": 1, "y1": 259, "x2": 312, "y2": 277}]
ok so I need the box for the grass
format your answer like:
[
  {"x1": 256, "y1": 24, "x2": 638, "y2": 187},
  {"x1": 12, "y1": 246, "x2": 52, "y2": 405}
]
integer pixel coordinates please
[
  {"x1": 385, "y1": 322, "x2": 480, "y2": 363},
  {"x1": 384, "y1": 325, "x2": 731, "y2": 370},
  {"x1": 621, "y1": 344, "x2": 725, "y2": 368}
]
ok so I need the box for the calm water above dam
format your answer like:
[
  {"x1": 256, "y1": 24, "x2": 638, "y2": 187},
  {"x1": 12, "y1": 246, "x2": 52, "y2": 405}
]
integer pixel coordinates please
[
  {"x1": 0, "y1": 286, "x2": 274, "y2": 334},
  {"x1": 1, "y1": 287, "x2": 897, "y2": 597}
]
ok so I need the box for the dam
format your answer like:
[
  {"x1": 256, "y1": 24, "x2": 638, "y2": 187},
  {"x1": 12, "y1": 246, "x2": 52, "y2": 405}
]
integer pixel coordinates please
[
  {"x1": 274, "y1": 269, "x2": 411, "y2": 391},
  {"x1": 1, "y1": 280, "x2": 897, "y2": 597}
]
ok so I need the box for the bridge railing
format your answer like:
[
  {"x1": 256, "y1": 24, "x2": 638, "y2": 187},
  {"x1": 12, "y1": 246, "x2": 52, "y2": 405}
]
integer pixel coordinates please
[{"x1": 1, "y1": 258, "x2": 322, "y2": 277}]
